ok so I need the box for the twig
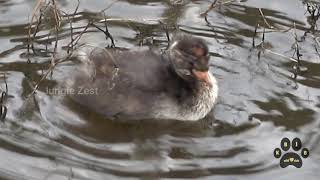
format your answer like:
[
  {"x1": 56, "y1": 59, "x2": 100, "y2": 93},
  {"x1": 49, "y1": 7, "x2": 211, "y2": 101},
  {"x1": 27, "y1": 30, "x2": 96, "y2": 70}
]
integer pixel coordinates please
[
  {"x1": 28, "y1": 56, "x2": 55, "y2": 97},
  {"x1": 200, "y1": 0, "x2": 219, "y2": 17},
  {"x1": 25, "y1": 0, "x2": 121, "y2": 97},
  {"x1": 104, "y1": 12, "x2": 115, "y2": 47},
  {"x1": 264, "y1": 49, "x2": 298, "y2": 63},
  {"x1": 159, "y1": 20, "x2": 171, "y2": 49},
  {"x1": 66, "y1": 13, "x2": 73, "y2": 53},
  {"x1": 31, "y1": 10, "x2": 44, "y2": 54},
  {"x1": 91, "y1": 22, "x2": 115, "y2": 47},
  {"x1": 51, "y1": 0, "x2": 61, "y2": 28},
  {"x1": 262, "y1": 27, "x2": 266, "y2": 44},
  {"x1": 292, "y1": 22, "x2": 302, "y2": 65},
  {"x1": 68, "y1": 0, "x2": 80, "y2": 53},
  {"x1": 51, "y1": 0, "x2": 61, "y2": 56},
  {"x1": 258, "y1": 8, "x2": 273, "y2": 29},
  {"x1": 66, "y1": 22, "x2": 90, "y2": 49},
  {"x1": 27, "y1": 0, "x2": 46, "y2": 63},
  {"x1": 252, "y1": 23, "x2": 259, "y2": 47},
  {"x1": 26, "y1": 52, "x2": 74, "y2": 97},
  {"x1": 98, "y1": 17, "x2": 164, "y2": 24},
  {"x1": 306, "y1": 2, "x2": 320, "y2": 20},
  {"x1": 100, "y1": 0, "x2": 119, "y2": 13},
  {"x1": 73, "y1": 0, "x2": 80, "y2": 16},
  {"x1": 291, "y1": 22, "x2": 303, "y2": 79},
  {"x1": 200, "y1": 0, "x2": 237, "y2": 17}
]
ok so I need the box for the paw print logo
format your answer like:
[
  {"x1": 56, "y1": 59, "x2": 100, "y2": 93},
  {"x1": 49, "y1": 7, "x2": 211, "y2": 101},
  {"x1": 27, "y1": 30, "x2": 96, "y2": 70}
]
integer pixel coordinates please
[{"x1": 274, "y1": 137, "x2": 309, "y2": 168}]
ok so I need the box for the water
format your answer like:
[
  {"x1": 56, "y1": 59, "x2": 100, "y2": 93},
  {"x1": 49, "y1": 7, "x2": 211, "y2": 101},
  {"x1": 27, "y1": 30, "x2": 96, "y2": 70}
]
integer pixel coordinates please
[{"x1": 0, "y1": 0, "x2": 320, "y2": 179}]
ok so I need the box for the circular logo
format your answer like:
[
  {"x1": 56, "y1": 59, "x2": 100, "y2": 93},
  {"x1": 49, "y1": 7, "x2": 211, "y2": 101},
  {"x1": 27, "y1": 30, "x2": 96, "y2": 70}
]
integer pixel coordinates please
[
  {"x1": 281, "y1": 137, "x2": 290, "y2": 151},
  {"x1": 274, "y1": 148, "x2": 282, "y2": 158},
  {"x1": 301, "y1": 148, "x2": 309, "y2": 158},
  {"x1": 292, "y1": 137, "x2": 302, "y2": 151}
]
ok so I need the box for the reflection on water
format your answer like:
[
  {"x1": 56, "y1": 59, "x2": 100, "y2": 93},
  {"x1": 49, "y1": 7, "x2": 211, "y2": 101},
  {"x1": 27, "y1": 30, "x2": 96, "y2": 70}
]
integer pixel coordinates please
[{"x1": 0, "y1": 0, "x2": 320, "y2": 179}]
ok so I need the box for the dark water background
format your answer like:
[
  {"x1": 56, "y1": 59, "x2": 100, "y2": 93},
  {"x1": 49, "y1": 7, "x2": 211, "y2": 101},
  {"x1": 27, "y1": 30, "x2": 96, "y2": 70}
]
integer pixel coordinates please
[{"x1": 0, "y1": 0, "x2": 320, "y2": 179}]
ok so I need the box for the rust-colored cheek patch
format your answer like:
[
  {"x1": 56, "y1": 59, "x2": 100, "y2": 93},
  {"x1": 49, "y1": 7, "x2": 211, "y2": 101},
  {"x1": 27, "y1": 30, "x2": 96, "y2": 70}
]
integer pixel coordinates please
[{"x1": 192, "y1": 47, "x2": 205, "y2": 57}]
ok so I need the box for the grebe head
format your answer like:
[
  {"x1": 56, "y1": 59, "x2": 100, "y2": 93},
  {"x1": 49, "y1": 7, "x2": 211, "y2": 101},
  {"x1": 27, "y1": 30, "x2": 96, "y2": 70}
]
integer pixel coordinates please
[{"x1": 169, "y1": 36, "x2": 211, "y2": 85}]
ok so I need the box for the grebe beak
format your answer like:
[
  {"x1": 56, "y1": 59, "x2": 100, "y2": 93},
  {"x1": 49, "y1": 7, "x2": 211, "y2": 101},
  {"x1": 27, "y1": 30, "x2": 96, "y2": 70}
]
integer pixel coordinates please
[{"x1": 192, "y1": 69, "x2": 211, "y2": 86}]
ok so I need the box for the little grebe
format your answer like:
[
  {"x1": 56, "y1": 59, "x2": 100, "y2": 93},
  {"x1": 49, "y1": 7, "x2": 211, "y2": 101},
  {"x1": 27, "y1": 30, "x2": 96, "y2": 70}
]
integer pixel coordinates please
[{"x1": 67, "y1": 36, "x2": 218, "y2": 121}]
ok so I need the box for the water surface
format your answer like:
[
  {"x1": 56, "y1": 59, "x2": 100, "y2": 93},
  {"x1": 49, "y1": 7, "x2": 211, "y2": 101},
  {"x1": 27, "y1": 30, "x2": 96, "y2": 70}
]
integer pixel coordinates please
[{"x1": 0, "y1": 0, "x2": 320, "y2": 179}]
